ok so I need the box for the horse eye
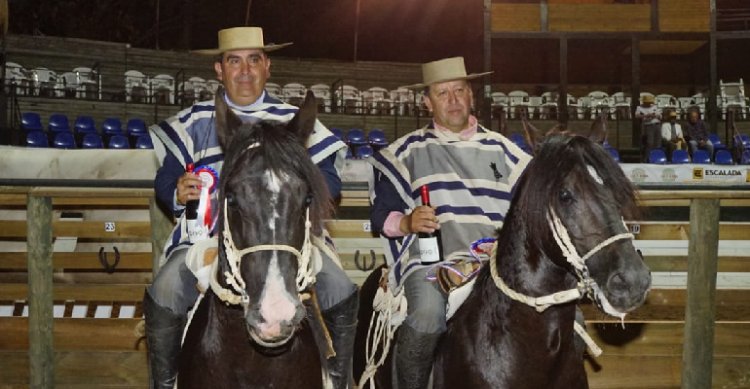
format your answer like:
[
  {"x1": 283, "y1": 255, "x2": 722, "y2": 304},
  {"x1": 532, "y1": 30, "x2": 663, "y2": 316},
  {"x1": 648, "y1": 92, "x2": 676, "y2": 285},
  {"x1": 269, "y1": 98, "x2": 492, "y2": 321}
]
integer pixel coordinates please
[
  {"x1": 226, "y1": 193, "x2": 236, "y2": 206},
  {"x1": 304, "y1": 194, "x2": 313, "y2": 206},
  {"x1": 559, "y1": 189, "x2": 574, "y2": 204}
]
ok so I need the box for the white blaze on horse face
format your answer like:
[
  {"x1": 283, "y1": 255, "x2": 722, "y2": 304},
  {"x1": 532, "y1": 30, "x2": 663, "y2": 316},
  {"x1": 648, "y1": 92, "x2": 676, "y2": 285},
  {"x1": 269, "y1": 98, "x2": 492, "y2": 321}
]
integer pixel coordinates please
[
  {"x1": 257, "y1": 170, "x2": 297, "y2": 339},
  {"x1": 587, "y1": 164, "x2": 604, "y2": 185}
]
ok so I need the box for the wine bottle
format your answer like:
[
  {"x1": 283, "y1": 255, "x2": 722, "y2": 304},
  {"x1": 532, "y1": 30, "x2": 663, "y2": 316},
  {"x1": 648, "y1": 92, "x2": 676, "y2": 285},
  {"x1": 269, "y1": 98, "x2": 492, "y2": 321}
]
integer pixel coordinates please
[
  {"x1": 417, "y1": 185, "x2": 442, "y2": 265},
  {"x1": 184, "y1": 163, "x2": 207, "y2": 242}
]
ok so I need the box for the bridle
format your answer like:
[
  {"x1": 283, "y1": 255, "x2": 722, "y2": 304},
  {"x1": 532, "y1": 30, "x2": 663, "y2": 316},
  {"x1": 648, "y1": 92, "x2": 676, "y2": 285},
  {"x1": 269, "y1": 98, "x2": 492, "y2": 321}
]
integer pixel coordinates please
[{"x1": 489, "y1": 206, "x2": 634, "y2": 356}]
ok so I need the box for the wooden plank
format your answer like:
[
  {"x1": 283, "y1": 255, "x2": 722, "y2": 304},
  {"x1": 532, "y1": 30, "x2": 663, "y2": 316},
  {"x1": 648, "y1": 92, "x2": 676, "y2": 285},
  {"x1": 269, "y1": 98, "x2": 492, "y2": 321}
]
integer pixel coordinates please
[
  {"x1": 637, "y1": 190, "x2": 750, "y2": 201},
  {"x1": 579, "y1": 288, "x2": 750, "y2": 323},
  {"x1": 0, "y1": 284, "x2": 147, "y2": 301},
  {"x1": 0, "y1": 220, "x2": 151, "y2": 239},
  {"x1": 548, "y1": 4, "x2": 651, "y2": 32},
  {"x1": 29, "y1": 187, "x2": 155, "y2": 199},
  {"x1": 324, "y1": 220, "x2": 378, "y2": 239},
  {"x1": 0, "y1": 252, "x2": 153, "y2": 270},
  {"x1": 659, "y1": 0, "x2": 710, "y2": 32},
  {"x1": 643, "y1": 255, "x2": 750, "y2": 272},
  {"x1": 491, "y1": 4, "x2": 541, "y2": 32},
  {"x1": 630, "y1": 222, "x2": 749, "y2": 241},
  {"x1": 585, "y1": 355, "x2": 750, "y2": 389},
  {"x1": 0, "y1": 193, "x2": 28, "y2": 206},
  {"x1": 0, "y1": 350, "x2": 148, "y2": 386},
  {"x1": 27, "y1": 195, "x2": 54, "y2": 388},
  {"x1": 0, "y1": 318, "x2": 144, "y2": 351},
  {"x1": 53, "y1": 197, "x2": 150, "y2": 206}
]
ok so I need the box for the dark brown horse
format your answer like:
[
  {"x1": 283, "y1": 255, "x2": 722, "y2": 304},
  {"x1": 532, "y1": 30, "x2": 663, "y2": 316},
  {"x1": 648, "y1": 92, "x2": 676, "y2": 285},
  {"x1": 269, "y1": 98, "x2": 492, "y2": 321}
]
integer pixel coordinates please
[
  {"x1": 354, "y1": 125, "x2": 651, "y2": 388},
  {"x1": 178, "y1": 91, "x2": 333, "y2": 388}
]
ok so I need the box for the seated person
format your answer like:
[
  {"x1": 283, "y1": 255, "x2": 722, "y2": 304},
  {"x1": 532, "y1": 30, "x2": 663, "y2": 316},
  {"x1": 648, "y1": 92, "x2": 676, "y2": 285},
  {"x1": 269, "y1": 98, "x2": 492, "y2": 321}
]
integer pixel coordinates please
[
  {"x1": 660, "y1": 110, "x2": 685, "y2": 160},
  {"x1": 684, "y1": 110, "x2": 714, "y2": 158}
]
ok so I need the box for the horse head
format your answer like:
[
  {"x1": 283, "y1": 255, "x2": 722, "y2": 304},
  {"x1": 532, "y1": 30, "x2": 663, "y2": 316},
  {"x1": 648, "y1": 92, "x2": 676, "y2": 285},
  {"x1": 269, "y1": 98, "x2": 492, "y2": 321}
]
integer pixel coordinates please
[
  {"x1": 215, "y1": 89, "x2": 332, "y2": 347},
  {"x1": 516, "y1": 121, "x2": 651, "y2": 317}
]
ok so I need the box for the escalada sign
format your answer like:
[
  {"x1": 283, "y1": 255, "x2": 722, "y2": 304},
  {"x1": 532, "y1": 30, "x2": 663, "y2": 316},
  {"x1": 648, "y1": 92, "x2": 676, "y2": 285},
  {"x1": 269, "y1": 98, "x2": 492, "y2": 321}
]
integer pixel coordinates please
[{"x1": 704, "y1": 169, "x2": 743, "y2": 176}]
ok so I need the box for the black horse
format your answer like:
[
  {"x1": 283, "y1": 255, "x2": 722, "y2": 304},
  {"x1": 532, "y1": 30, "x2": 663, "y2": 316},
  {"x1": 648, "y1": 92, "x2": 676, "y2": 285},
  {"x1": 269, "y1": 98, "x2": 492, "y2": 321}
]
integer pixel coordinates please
[
  {"x1": 354, "y1": 127, "x2": 651, "y2": 388},
  {"x1": 178, "y1": 91, "x2": 333, "y2": 388}
]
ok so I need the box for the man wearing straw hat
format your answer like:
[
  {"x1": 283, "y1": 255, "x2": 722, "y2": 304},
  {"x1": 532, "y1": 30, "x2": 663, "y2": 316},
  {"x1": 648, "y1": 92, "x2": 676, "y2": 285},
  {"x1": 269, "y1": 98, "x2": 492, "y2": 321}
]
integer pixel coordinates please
[
  {"x1": 144, "y1": 27, "x2": 358, "y2": 389},
  {"x1": 635, "y1": 94, "x2": 662, "y2": 162},
  {"x1": 368, "y1": 57, "x2": 531, "y2": 388}
]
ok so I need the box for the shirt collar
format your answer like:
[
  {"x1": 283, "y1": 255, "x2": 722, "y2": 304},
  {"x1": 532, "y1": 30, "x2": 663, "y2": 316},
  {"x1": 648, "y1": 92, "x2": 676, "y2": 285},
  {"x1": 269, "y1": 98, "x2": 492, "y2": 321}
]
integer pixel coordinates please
[
  {"x1": 432, "y1": 115, "x2": 479, "y2": 141},
  {"x1": 224, "y1": 91, "x2": 266, "y2": 110}
]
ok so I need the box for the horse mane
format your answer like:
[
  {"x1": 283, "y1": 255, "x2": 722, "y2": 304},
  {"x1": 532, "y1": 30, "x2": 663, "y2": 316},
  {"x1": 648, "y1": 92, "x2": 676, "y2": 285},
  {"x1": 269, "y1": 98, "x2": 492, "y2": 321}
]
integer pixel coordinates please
[
  {"x1": 510, "y1": 134, "x2": 639, "y2": 250},
  {"x1": 220, "y1": 120, "x2": 333, "y2": 236}
]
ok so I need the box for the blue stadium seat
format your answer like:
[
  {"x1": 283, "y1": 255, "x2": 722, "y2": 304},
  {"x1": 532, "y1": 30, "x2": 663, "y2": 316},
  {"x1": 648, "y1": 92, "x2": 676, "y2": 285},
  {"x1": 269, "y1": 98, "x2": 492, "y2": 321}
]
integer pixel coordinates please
[
  {"x1": 708, "y1": 133, "x2": 727, "y2": 152},
  {"x1": 74, "y1": 116, "x2": 97, "y2": 134},
  {"x1": 108, "y1": 134, "x2": 130, "y2": 149},
  {"x1": 134, "y1": 134, "x2": 154, "y2": 149},
  {"x1": 21, "y1": 112, "x2": 43, "y2": 132},
  {"x1": 331, "y1": 128, "x2": 344, "y2": 141},
  {"x1": 127, "y1": 118, "x2": 147, "y2": 137},
  {"x1": 692, "y1": 149, "x2": 711, "y2": 164},
  {"x1": 25, "y1": 130, "x2": 48, "y2": 148},
  {"x1": 509, "y1": 133, "x2": 526, "y2": 146},
  {"x1": 741, "y1": 150, "x2": 750, "y2": 165},
  {"x1": 81, "y1": 133, "x2": 104, "y2": 149},
  {"x1": 102, "y1": 117, "x2": 123, "y2": 135},
  {"x1": 648, "y1": 149, "x2": 667, "y2": 164},
  {"x1": 356, "y1": 144, "x2": 374, "y2": 159},
  {"x1": 346, "y1": 128, "x2": 367, "y2": 146},
  {"x1": 606, "y1": 147, "x2": 620, "y2": 162},
  {"x1": 48, "y1": 113, "x2": 71, "y2": 133},
  {"x1": 53, "y1": 132, "x2": 77, "y2": 149},
  {"x1": 671, "y1": 149, "x2": 690, "y2": 164},
  {"x1": 368, "y1": 128, "x2": 388, "y2": 150},
  {"x1": 715, "y1": 149, "x2": 734, "y2": 165},
  {"x1": 736, "y1": 133, "x2": 750, "y2": 150}
]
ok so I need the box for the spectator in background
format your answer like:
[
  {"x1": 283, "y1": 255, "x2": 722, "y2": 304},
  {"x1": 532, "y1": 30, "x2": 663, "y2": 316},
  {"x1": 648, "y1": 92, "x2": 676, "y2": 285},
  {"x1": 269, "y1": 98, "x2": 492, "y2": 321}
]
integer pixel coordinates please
[
  {"x1": 661, "y1": 110, "x2": 686, "y2": 159},
  {"x1": 635, "y1": 94, "x2": 662, "y2": 162},
  {"x1": 684, "y1": 109, "x2": 714, "y2": 158}
]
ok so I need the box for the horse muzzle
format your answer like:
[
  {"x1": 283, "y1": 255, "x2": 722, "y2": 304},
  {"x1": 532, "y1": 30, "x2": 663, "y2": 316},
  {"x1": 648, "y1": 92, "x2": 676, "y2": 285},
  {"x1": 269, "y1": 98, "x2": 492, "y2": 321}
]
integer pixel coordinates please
[{"x1": 244, "y1": 303, "x2": 305, "y2": 347}]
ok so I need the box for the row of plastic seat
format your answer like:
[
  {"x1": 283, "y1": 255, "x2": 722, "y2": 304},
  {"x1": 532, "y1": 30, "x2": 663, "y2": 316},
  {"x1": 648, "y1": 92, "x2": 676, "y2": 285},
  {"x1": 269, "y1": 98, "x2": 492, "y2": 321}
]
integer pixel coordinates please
[
  {"x1": 26, "y1": 130, "x2": 152, "y2": 149},
  {"x1": 648, "y1": 148, "x2": 750, "y2": 165},
  {"x1": 330, "y1": 128, "x2": 388, "y2": 159},
  {"x1": 21, "y1": 112, "x2": 153, "y2": 149}
]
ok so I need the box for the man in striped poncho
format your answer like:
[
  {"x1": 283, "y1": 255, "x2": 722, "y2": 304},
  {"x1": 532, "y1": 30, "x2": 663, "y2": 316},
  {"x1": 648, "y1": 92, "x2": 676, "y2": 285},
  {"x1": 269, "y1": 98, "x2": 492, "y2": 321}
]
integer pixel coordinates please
[
  {"x1": 369, "y1": 57, "x2": 531, "y2": 389},
  {"x1": 144, "y1": 27, "x2": 358, "y2": 389}
]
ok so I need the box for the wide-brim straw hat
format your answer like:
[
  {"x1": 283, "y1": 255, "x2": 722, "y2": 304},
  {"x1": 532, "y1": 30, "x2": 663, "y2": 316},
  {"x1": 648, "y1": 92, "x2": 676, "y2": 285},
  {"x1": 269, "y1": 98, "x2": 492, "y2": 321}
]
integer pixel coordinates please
[
  {"x1": 192, "y1": 27, "x2": 292, "y2": 55},
  {"x1": 642, "y1": 94, "x2": 655, "y2": 103},
  {"x1": 401, "y1": 57, "x2": 493, "y2": 89}
]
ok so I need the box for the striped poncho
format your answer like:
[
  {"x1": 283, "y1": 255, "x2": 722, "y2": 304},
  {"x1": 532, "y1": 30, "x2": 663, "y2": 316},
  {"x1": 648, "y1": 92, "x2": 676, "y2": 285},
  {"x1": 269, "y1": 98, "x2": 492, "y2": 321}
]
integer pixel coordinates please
[
  {"x1": 150, "y1": 91, "x2": 347, "y2": 265},
  {"x1": 368, "y1": 123, "x2": 531, "y2": 290}
]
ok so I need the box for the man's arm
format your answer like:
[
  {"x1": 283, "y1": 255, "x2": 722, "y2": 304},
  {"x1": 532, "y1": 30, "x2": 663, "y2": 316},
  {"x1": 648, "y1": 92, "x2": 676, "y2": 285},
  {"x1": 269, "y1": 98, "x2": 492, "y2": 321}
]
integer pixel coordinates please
[
  {"x1": 317, "y1": 153, "x2": 341, "y2": 200},
  {"x1": 154, "y1": 152, "x2": 185, "y2": 216}
]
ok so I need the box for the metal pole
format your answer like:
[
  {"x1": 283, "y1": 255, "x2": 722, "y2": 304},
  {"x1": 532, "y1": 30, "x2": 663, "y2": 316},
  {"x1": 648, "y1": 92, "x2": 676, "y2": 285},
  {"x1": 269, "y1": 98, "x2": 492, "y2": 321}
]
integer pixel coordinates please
[
  {"x1": 27, "y1": 194, "x2": 54, "y2": 388},
  {"x1": 353, "y1": 0, "x2": 361, "y2": 62},
  {"x1": 681, "y1": 198, "x2": 720, "y2": 388},
  {"x1": 482, "y1": 0, "x2": 492, "y2": 127}
]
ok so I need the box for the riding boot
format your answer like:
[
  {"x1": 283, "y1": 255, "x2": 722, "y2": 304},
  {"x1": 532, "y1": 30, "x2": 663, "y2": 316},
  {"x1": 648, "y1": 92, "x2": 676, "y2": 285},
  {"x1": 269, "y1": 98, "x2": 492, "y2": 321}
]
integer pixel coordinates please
[
  {"x1": 394, "y1": 324, "x2": 442, "y2": 389},
  {"x1": 143, "y1": 290, "x2": 186, "y2": 389},
  {"x1": 322, "y1": 291, "x2": 359, "y2": 389}
]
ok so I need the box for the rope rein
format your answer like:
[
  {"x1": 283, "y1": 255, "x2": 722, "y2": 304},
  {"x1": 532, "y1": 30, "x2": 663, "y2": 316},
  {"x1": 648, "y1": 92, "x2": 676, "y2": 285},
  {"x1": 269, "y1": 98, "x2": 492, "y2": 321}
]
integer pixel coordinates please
[
  {"x1": 209, "y1": 199, "x2": 315, "y2": 307},
  {"x1": 489, "y1": 206, "x2": 634, "y2": 357}
]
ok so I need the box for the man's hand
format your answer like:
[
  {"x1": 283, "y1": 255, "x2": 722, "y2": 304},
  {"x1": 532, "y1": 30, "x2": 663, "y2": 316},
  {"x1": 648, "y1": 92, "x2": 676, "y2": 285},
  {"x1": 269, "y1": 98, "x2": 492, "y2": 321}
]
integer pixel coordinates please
[
  {"x1": 176, "y1": 172, "x2": 202, "y2": 206},
  {"x1": 400, "y1": 205, "x2": 439, "y2": 235}
]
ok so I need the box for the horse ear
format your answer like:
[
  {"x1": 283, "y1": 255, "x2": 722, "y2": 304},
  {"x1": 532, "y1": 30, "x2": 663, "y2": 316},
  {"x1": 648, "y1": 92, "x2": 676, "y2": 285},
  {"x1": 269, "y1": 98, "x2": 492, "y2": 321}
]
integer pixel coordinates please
[
  {"x1": 287, "y1": 91, "x2": 317, "y2": 144},
  {"x1": 215, "y1": 87, "x2": 243, "y2": 150},
  {"x1": 588, "y1": 110, "x2": 608, "y2": 144},
  {"x1": 520, "y1": 111, "x2": 544, "y2": 155}
]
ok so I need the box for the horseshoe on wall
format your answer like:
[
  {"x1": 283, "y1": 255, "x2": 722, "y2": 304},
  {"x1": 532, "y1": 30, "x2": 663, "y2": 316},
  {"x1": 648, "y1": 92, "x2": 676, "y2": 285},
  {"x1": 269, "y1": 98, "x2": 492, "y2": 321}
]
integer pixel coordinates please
[{"x1": 98, "y1": 246, "x2": 121, "y2": 274}]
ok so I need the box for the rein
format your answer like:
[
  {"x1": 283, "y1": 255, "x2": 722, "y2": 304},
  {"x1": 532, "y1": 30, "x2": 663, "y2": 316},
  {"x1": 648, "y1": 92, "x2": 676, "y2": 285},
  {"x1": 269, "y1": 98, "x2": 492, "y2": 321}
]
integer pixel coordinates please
[
  {"x1": 209, "y1": 198, "x2": 316, "y2": 307},
  {"x1": 489, "y1": 206, "x2": 634, "y2": 356}
]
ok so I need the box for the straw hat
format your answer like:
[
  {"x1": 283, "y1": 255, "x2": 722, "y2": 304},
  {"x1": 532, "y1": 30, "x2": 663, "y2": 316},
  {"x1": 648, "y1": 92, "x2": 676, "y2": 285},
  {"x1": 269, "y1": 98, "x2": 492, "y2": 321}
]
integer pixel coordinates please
[
  {"x1": 192, "y1": 27, "x2": 292, "y2": 55},
  {"x1": 401, "y1": 57, "x2": 493, "y2": 89},
  {"x1": 668, "y1": 110, "x2": 678, "y2": 118},
  {"x1": 641, "y1": 94, "x2": 655, "y2": 104}
]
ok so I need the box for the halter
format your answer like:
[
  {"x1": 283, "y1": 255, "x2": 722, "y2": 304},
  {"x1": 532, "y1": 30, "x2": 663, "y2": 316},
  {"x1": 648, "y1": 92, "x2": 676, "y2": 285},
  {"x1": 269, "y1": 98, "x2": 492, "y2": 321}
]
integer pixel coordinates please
[
  {"x1": 209, "y1": 198, "x2": 316, "y2": 308},
  {"x1": 489, "y1": 206, "x2": 634, "y2": 356}
]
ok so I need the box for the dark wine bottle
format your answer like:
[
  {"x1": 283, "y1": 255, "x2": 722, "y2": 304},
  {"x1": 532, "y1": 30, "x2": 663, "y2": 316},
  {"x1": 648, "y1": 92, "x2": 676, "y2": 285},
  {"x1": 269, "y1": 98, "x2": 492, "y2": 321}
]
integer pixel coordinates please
[{"x1": 417, "y1": 185, "x2": 442, "y2": 264}]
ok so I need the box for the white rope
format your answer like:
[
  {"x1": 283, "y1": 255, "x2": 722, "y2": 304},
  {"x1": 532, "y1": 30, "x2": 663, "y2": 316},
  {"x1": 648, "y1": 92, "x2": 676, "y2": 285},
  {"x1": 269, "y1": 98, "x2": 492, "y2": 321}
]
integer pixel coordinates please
[
  {"x1": 490, "y1": 206, "x2": 635, "y2": 357},
  {"x1": 210, "y1": 200, "x2": 316, "y2": 307},
  {"x1": 358, "y1": 270, "x2": 407, "y2": 389}
]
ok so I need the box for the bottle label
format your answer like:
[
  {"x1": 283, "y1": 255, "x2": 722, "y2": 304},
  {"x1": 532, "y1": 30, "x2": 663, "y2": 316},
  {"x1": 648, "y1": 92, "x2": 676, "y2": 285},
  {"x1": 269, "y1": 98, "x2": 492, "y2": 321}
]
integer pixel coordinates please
[
  {"x1": 418, "y1": 237, "x2": 441, "y2": 264},
  {"x1": 187, "y1": 219, "x2": 209, "y2": 243}
]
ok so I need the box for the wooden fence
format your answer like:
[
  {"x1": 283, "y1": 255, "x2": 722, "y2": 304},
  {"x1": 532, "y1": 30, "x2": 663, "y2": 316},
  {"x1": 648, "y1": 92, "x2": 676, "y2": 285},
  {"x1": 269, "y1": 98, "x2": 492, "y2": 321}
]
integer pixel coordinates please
[{"x1": 0, "y1": 185, "x2": 749, "y2": 388}]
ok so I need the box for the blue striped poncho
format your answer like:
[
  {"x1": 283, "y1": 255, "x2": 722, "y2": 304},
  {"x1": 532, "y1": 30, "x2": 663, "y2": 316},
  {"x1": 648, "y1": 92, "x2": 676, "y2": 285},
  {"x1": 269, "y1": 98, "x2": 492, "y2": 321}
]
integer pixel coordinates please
[
  {"x1": 368, "y1": 123, "x2": 531, "y2": 291},
  {"x1": 150, "y1": 91, "x2": 347, "y2": 265}
]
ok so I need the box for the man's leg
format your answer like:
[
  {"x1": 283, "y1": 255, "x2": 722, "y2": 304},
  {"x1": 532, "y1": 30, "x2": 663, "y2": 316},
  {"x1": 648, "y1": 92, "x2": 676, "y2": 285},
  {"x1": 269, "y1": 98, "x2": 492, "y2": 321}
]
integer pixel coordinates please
[
  {"x1": 317, "y1": 252, "x2": 358, "y2": 389},
  {"x1": 689, "y1": 140, "x2": 699, "y2": 155},
  {"x1": 143, "y1": 248, "x2": 199, "y2": 389},
  {"x1": 394, "y1": 267, "x2": 446, "y2": 389},
  {"x1": 705, "y1": 140, "x2": 715, "y2": 159}
]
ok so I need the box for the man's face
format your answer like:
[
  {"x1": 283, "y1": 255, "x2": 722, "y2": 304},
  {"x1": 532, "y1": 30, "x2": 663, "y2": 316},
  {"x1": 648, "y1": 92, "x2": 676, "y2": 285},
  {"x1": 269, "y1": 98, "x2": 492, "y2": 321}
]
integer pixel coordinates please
[
  {"x1": 423, "y1": 80, "x2": 474, "y2": 133},
  {"x1": 215, "y1": 49, "x2": 270, "y2": 106},
  {"x1": 689, "y1": 111, "x2": 699, "y2": 122}
]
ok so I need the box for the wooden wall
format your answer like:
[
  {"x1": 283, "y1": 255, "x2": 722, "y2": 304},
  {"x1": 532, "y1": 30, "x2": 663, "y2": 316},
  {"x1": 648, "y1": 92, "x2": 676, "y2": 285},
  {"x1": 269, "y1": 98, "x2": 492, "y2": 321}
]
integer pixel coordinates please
[{"x1": 659, "y1": 0, "x2": 710, "y2": 32}]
